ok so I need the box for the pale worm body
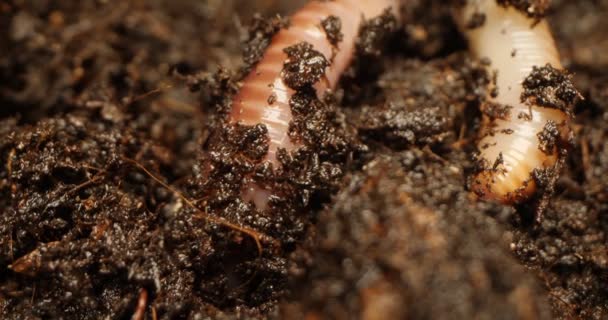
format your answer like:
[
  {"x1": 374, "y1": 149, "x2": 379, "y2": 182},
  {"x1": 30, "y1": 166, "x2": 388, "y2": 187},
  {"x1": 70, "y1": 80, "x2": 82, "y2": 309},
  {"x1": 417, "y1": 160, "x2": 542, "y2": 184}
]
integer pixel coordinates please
[
  {"x1": 230, "y1": 0, "x2": 399, "y2": 209},
  {"x1": 459, "y1": 0, "x2": 574, "y2": 203}
]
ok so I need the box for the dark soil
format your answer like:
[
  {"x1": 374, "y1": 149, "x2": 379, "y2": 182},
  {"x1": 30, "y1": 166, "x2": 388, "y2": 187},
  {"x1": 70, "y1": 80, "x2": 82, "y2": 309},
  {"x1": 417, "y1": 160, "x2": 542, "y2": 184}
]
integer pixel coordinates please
[{"x1": 1, "y1": 0, "x2": 607, "y2": 319}]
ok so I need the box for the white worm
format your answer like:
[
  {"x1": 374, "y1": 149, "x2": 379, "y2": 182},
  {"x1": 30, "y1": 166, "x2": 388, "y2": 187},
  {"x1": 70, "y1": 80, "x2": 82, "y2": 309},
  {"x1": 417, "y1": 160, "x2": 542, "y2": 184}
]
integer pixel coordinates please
[{"x1": 458, "y1": 0, "x2": 575, "y2": 203}]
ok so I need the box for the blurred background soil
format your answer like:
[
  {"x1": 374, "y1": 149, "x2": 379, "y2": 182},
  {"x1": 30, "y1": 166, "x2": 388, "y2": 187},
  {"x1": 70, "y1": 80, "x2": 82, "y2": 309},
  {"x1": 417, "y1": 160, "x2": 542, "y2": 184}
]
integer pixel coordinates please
[{"x1": 0, "y1": 0, "x2": 607, "y2": 319}]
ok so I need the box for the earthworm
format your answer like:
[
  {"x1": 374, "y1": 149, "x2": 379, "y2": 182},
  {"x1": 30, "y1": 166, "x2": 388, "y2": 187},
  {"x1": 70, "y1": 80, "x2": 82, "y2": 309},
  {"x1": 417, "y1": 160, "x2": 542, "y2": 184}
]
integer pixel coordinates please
[
  {"x1": 458, "y1": 0, "x2": 577, "y2": 204},
  {"x1": 231, "y1": 0, "x2": 400, "y2": 208}
]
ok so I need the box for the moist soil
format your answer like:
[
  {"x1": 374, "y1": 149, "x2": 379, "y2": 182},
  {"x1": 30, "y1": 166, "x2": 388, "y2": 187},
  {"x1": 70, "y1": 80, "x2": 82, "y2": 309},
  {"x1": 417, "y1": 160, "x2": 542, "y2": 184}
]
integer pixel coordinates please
[{"x1": 1, "y1": 0, "x2": 607, "y2": 319}]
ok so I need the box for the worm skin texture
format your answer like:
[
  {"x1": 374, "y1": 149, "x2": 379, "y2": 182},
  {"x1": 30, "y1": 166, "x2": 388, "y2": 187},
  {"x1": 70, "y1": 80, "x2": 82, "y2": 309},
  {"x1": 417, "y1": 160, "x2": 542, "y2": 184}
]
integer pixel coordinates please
[
  {"x1": 231, "y1": 0, "x2": 399, "y2": 209},
  {"x1": 459, "y1": 1, "x2": 571, "y2": 204}
]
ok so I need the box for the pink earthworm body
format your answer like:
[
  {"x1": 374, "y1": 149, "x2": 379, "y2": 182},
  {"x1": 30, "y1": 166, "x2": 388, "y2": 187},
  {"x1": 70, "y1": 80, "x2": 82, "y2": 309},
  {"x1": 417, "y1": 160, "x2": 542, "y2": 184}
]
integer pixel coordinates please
[
  {"x1": 458, "y1": 0, "x2": 576, "y2": 204},
  {"x1": 230, "y1": 0, "x2": 400, "y2": 209}
]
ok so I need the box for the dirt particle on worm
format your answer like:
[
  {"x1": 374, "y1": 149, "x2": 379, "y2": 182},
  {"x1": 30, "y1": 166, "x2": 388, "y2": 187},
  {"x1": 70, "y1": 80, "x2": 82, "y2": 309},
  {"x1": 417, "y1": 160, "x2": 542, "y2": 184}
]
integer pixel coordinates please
[
  {"x1": 466, "y1": 11, "x2": 487, "y2": 29},
  {"x1": 492, "y1": 152, "x2": 505, "y2": 170},
  {"x1": 321, "y1": 15, "x2": 343, "y2": 47},
  {"x1": 536, "y1": 120, "x2": 560, "y2": 155},
  {"x1": 521, "y1": 64, "x2": 580, "y2": 115},
  {"x1": 282, "y1": 42, "x2": 329, "y2": 89},
  {"x1": 483, "y1": 102, "x2": 513, "y2": 120}
]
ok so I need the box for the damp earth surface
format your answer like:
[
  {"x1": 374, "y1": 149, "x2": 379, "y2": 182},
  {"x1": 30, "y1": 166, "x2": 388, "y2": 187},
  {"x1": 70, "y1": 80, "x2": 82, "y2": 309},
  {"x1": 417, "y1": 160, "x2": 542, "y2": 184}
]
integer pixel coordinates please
[{"x1": 1, "y1": 0, "x2": 607, "y2": 319}]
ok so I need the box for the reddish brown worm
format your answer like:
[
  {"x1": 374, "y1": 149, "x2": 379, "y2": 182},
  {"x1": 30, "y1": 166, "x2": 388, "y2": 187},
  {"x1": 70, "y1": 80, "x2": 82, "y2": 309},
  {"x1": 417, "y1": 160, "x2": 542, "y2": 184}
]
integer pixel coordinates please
[
  {"x1": 458, "y1": 0, "x2": 575, "y2": 204},
  {"x1": 230, "y1": 0, "x2": 400, "y2": 208}
]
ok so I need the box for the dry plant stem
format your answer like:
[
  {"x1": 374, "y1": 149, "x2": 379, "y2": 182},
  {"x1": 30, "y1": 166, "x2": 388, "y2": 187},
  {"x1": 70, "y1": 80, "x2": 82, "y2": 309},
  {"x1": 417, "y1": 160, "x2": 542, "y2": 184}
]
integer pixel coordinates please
[
  {"x1": 121, "y1": 157, "x2": 267, "y2": 255},
  {"x1": 230, "y1": 0, "x2": 400, "y2": 209},
  {"x1": 459, "y1": 0, "x2": 570, "y2": 203}
]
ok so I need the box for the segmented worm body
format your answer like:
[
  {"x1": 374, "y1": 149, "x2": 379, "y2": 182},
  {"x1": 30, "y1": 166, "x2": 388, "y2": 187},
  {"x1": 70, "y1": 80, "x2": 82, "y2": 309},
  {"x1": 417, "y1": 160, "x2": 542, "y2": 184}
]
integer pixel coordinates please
[
  {"x1": 459, "y1": 0, "x2": 575, "y2": 204},
  {"x1": 231, "y1": 0, "x2": 399, "y2": 208}
]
